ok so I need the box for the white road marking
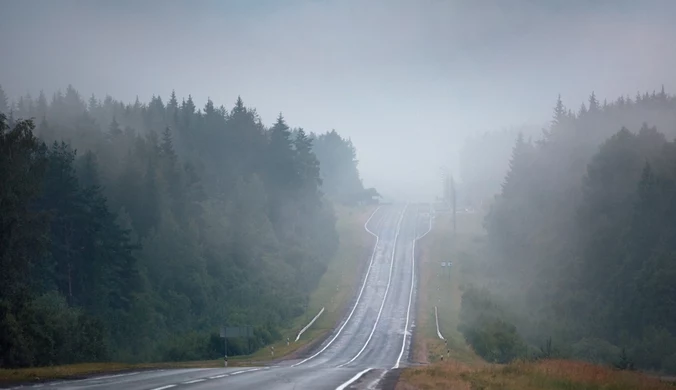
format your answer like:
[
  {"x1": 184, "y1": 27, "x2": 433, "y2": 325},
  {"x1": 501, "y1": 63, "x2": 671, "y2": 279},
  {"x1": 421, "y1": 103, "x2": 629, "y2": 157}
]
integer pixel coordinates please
[
  {"x1": 394, "y1": 205, "x2": 433, "y2": 369},
  {"x1": 416, "y1": 208, "x2": 433, "y2": 240},
  {"x1": 183, "y1": 378, "x2": 207, "y2": 384},
  {"x1": 295, "y1": 307, "x2": 325, "y2": 342},
  {"x1": 365, "y1": 370, "x2": 388, "y2": 390},
  {"x1": 335, "y1": 368, "x2": 373, "y2": 390},
  {"x1": 88, "y1": 372, "x2": 141, "y2": 381},
  {"x1": 338, "y1": 204, "x2": 408, "y2": 368},
  {"x1": 435, "y1": 306, "x2": 445, "y2": 340},
  {"x1": 150, "y1": 385, "x2": 175, "y2": 390},
  {"x1": 231, "y1": 368, "x2": 263, "y2": 375},
  {"x1": 292, "y1": 206, "x2": 383, "y2": 367}
]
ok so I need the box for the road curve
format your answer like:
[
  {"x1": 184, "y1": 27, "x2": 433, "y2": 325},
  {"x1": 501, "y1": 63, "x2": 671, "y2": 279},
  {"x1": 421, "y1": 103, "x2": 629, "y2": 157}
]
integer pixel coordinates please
[{"x1": 13, "y1": 204, "x2": 429, "y2": 390}]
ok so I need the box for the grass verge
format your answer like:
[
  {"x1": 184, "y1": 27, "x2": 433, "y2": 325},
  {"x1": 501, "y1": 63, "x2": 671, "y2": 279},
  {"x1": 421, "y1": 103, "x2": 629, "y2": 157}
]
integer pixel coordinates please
[
  {"x1": 411, "y1": 208, "x2": 482, "y2": 366},
  {"x1": 397, "y1": 359, "x2": 676, "y2": 390}
]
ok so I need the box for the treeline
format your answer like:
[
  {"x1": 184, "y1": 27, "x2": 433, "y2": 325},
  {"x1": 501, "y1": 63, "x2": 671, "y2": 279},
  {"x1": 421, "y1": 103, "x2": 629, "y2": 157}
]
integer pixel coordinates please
[
  {"x1": 0, "y1": 84, "x2": 368, "y2": 367},
  {"x1": 461, "y1": 87, "x2": 676, "y2": 372}
]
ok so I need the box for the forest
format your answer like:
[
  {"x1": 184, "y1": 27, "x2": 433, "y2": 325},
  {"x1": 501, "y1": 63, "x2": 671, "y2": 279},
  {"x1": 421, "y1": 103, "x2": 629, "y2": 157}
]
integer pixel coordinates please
[
  {"x1": 0, "y1": 84, "x2": 369, "y2": 368},
  {"x1": 458, "y1": 87, "x2": 676, "y2": 373}
]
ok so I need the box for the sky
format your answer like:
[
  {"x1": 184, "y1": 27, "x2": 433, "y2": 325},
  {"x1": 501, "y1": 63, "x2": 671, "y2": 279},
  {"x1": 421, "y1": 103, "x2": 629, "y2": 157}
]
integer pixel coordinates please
[{"x1": 2, "y1": 0, "x2": 676, "y2": 200}]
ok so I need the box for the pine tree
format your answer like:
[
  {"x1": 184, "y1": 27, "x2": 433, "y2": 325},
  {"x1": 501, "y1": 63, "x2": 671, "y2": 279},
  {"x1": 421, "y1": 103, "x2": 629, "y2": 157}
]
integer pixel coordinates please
[
  {"x1": 168, "y1": 90, "x2": 179, "y2": 127},
  {"x1": 552, "y1": 94, "x2": 566, "y2": 125},
  {"x1": 588, "y1": 91, "x2": 599, "y2": 113},
  {"x1": 38, "y1": 142, "x2": 85, "y2": 304},
  {"x1": 233, "y1": 96, "x2": 245, "y2": 115},
  {"x1": 77, "y1": 151, "x2": 138, "y2": 314},
  {"x1": 108, "y1": 117, "x2": 122, "y2": 138},
  {"x1": 501, "y1": 132, "x2": 531, "y2": 199},
  {"x1": 37, "y1": 90, "x2": 48, "y2": 119},
  {"x1": 294, "y1": 128, "x2": 322, "y2": 203},
  {"x1": 88, "y1": 94, "x2": 99, "y2": 112},
  {"x1": 267, "y1": 113, "x2": 297, "y2": 186},
  {"x1": 0, "y1": 85, "x2": 8, "y2": 115},
  {"x1": 0, "y1": 115, "x2": 49, "y2": 300}
]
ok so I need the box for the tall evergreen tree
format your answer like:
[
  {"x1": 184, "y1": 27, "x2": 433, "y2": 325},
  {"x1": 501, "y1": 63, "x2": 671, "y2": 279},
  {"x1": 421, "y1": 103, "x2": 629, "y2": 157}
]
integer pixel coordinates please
[{"x1": 0, "y1": 85, "x2": 8, "y2": 115}]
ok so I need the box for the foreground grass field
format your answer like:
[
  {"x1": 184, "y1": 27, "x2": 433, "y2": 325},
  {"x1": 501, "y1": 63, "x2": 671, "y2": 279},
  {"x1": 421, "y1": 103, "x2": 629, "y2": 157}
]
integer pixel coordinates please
[
  {"x1": 0, "y1": 205, "x2": 376, "y2": 385},
  {"x1": 401, "y1": 206, "x2": 674, "y2": 390},
  {"x1": 398, "y1": 359, "x2": 676, "y2": 390}
]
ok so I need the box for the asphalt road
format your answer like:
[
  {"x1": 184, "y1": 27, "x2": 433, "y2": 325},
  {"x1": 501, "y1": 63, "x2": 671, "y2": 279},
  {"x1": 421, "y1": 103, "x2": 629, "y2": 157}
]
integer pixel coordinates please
[{"x1": 14, "y1": 204, "x2": 430, "y2": 390}]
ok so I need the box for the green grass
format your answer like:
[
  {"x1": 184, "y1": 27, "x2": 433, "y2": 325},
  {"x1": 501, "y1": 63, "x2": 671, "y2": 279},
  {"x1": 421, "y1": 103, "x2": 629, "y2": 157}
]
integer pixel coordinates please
[{"x1": 412, "y1": 210, "x2": 484, "y2": 365}]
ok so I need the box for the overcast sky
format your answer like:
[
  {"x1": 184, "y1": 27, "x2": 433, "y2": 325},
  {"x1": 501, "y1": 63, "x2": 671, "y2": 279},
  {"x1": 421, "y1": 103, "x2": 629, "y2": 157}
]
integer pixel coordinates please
[{"x1": 2, "y1": 0, "x2": 675, "y2": 200}]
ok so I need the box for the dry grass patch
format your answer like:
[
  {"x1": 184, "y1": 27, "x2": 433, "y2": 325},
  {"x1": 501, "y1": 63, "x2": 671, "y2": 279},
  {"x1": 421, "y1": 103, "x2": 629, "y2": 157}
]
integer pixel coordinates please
[
  {"x1": 398, "y1": 359, "x2": 676, "y2": 390},
  {"x1": 398, "y1": 361, "x2": 475, "y2": 390}
]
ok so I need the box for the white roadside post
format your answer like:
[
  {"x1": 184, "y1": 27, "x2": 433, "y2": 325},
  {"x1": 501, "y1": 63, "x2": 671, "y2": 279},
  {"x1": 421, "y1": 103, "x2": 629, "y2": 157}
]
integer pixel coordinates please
[{"x1": 219, "y1": 326, "x2": 227, "y2": 367}]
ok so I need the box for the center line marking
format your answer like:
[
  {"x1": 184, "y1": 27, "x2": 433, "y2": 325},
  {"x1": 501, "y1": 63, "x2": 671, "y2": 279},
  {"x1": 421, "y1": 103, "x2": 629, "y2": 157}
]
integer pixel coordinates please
[
  {"x1": 150, "y1": 385, "x2": 175, "y2": 390},
  {"x1": 335, "y1": 368, "x2": 373, "y2": 390},
  {"x1": 394, "y1": 205, "x2": 433, "y2": 369},
  {"x1": 183, "y1": 378, "x2": 206, "y2": 384}
]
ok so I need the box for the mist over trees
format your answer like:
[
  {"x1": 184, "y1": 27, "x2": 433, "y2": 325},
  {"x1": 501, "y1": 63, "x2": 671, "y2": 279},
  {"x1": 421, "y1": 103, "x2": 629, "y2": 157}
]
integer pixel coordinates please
[
  {"x1": 458, "y1": 124, "x2": 541, "y2": 209},
  {"x1": 311, "y1": 129, "x2": 379, "y2": 205},
  {"x1": 0, "y1": 84, "x2": 368, "y2": 367},
  {"x1": 460, "y1": 87, "x2": 676, "y2": 372}
]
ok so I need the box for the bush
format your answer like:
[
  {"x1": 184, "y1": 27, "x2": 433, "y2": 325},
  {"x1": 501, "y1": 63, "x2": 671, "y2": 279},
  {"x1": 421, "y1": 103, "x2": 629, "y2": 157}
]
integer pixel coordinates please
[
  {"x1": 462, "y1": 317, "x2": 527, "y2": 363},
  {"x1": 459, "y1": 286, "x2": 526, "y2": 363},
  {"x1": 629, "y1": 327, "x2": 676, "y2": 372},
  {"x1": 0, "y1": 292, "x2": 109, "y2": 367}
]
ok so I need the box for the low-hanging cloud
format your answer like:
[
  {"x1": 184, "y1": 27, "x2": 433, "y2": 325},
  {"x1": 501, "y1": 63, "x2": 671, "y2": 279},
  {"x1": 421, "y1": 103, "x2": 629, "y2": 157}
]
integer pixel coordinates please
[{"x1": 1, "y1": 0, "x2": 675, "y2": 200}]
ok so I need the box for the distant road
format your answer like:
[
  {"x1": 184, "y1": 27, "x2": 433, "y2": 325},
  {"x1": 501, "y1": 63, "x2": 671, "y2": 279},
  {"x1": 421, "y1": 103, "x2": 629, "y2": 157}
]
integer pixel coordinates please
[{"x1": 15, "y1": 204, "x2": 430, "y2": 390}]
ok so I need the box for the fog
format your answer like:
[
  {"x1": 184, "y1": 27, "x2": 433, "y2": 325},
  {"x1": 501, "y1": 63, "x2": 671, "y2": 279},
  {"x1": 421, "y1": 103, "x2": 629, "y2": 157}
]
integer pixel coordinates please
[
  {"x1": 6, "y1": 0, "x2": 676, "y2": 377},
  {"x1": 2, "y1": 0, "x2": 676, "y2": 200}
]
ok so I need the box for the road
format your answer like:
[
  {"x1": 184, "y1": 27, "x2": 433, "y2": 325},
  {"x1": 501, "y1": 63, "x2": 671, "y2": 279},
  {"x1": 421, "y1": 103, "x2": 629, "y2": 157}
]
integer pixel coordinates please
[{"x1": 14, "y1": 204, "x2": 431, "y2": 390}]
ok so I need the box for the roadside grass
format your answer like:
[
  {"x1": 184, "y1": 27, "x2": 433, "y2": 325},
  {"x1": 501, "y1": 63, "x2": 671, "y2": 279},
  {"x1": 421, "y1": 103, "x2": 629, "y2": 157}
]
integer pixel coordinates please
[
  {"x1": 0, "y1": 205, "x2": 376, "y2": 385},
  {"x1": 398, "y1": 359, "x2": 676, "y2": 390},
  {"x1": 412, "y1": 209, "x2": 482, "y2": 366}
]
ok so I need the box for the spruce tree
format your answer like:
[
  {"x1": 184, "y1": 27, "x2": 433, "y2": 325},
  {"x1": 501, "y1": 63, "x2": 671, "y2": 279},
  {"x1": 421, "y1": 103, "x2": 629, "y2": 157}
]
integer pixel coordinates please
[{"x1": 0, "y1": 84, "x2": 8, "y2": 115}]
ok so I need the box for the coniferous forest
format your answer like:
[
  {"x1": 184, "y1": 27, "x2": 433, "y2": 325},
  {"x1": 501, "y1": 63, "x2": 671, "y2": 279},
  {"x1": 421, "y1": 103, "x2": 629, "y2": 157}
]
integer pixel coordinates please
[
  {"x1": 459, "y1": 88, "x2": 676, "y2": 372},
  {"x1": 0, "y1": 84, "x2": 368, "y2": 367}
]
